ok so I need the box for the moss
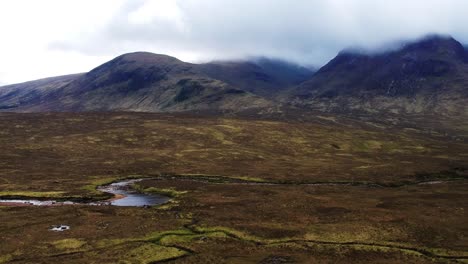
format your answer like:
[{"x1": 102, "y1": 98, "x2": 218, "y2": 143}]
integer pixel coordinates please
[
  {"x1": 123, "y1": 244, "x2": 187, "y2": 263},
  {"x1": 163, "y1": 173, "x2": 269, "y2": 184},
  {"x1": 0, "y1": 254, "x2": 13, "y2": 264},
  {"x1": 81, "y1": 175, "x2": 149, "y2": 197},
  {"x1": 90, "y1": 232, "x2": 191, "y2": 263},
  {"x1": 156, "y1": 199, "x2": 180, "y2": 210},
  {"x1": 159, "y1": 231, "x2": 229, "y2": 246},
  {"x1": 51, "y1": 239, "x2": 87, "y2": 250},
  {"x1": 0, "y1": 191, "x2": 65, "y2": 198},
  {"x1": 145, "y1": 229, "x2": 194, "y2": 242},
  {"x1": 81, "y1": 177, "x2": 117, "y2": 194},
  {"x1": 230, "y1": 176, "x2": 268, "y2": 182},
  {"x1": 191, "y1": 226, "x2": 265, "y2": 243},
  {"x1": 140, "y1": 187, "x2": 187, "y2": 198},
  {"x1": 158, "y1": 234, "x2": 199, "y2": 245}
]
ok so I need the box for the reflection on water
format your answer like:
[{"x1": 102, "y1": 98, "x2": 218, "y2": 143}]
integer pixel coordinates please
[
  {"x1": 0, "y1": 178, "x2": 170, "y2": 207},
  {"x1": 97, "y1": 179, "x2": 170, "y2": 207}
]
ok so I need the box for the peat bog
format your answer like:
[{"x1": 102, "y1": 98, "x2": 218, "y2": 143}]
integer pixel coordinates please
[{"x1": 0, "y1": 112, "x2": 466, "y2": 263}]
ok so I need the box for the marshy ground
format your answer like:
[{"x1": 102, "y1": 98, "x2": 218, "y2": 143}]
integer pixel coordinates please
[{"x1": 0, "y1": 112, "x2": 467, "y2": 263}]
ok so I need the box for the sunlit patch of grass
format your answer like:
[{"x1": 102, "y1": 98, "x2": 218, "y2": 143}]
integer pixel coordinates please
[
  {"x1": 81, "y1": 177, "x2": 117, "y2": 193},
  {"x1": 145, "y1": 229, "x2": 194, "y2": 242},
  {"x1": 140, "y1": 185, "x2": 187, "y2": 198},
  {"x1": 230, "y1": 176, "x2": 268, "y2": 182},
  {"x1": 165, "y1": 173, "x2": 269, "y2": 183},
  {"x1": 159, "y1": 231, "x2": 228, "y2": 246},
  {"x1": 51, "y1": 238, "x2": 87, "y2": 250},
  {"x1": 191, "y1": 226, "x2": 266, "y2": 243},
  {"x1": 86, "y1": 238, "x2": 189, "y2": 263},
  {"x1": 157, "y1": 199, "x2": 180, "y2": 210},
  {"x1": 82, "y1": 175, "x2": 147, "y2": 196},
  {"x1": 0, "y1": 254, "x2": 13, "y2": 264},
  {"x1": 123, "y1": 244, "x2": 187, "y2": 263},
  {"x1": 0, "y1": 191, "x2": 65, "y2": 198}
]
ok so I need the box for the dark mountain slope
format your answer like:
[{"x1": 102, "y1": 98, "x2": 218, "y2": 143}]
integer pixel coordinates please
[
  {"x1": 0, "y1": 74, "x2": 83, "y2": 110},
  {"x1": 199, "y1": 58, "x2": 313, "y2": 97},
  {"x1": 284, "y1": 35, "x2": 468, "y2": 116},
  {"x1": 1, "y1": 36, "x2": 467, "y2": 117},
  {"x1": 1, "y1": 52, "x2": 272, "y2": 113}
]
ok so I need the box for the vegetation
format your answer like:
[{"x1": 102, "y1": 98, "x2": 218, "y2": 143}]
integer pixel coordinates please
[{"x1": 0, "y1": 112, "x2": 466, "y2": 263}]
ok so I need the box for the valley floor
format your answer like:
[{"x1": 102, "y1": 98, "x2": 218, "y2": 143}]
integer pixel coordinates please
[{"x1": 0, "y1": 112, "x2": 466, "y2": 263}]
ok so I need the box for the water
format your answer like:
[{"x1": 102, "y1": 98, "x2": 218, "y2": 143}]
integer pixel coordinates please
[
  {"x1": 0, "y1": 178, "x2": 170, "y2": 207},
  {"x1": 0, "y1": 199, "x2": 76, "y2": 206},
  {"x1": 97, "y1": 179, "x2": 170, "y2": 207}
]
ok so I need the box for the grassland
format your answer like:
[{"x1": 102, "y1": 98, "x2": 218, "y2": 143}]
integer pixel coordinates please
[{"x1": 0, "y1": 112, "x2": 466, "y2": 263}]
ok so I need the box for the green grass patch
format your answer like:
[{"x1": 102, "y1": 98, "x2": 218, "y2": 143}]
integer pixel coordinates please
[
  {"x1": 0, "y1": 191, "x2": 65, "y2": 198},
  {"x1": 163, "y1": 173, "x2": 269, "y2": 184},
  {"x1": 230, "y1": 176, "x2": 268, "y2": 182},
  {"x1": 0, "y1": 254, "x2": 13, "y2": 264},
  {"x1": 138, "y1": 187, "x2": 187, "y2": 198},
  {"x1": 81, "y1": 175, "x2": 150, "y2": 197},
  {"x1": 191, "y1": 226, "x2": 268, "y2": 243},
  {"x1": 81, "y1": 177, "x2": 118, "y2": 194},
  {"x1": 123, "y1": 244, "x2": 187, "y2": 263},
  {"x1": 145, "y1": 229, "x2": 194, "y2": 242},
  {"x1": 51, "y1": 239, "x2": 87, "y2": 250}
]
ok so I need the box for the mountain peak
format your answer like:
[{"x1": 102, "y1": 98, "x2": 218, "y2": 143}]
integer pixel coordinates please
[
  {"x1": 114, "y1": 52, "x2": 184, "y2": 65},
  {"x1": 406, "y1": 34, "x2": 458, "y2": 45},
  {"x1": 402, "y1": 34, "x2": 465, "y2": 57},
  {"x1": 85, "y1": 51, "x2": 190, "y2": 80}
]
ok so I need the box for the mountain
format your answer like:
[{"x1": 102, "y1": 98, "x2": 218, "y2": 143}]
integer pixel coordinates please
[
  {"x1": 199, "y1": 57, "x2": 314, "y2": 97},
  {"x1": 1, "y1": 35, "x2": 467, "y2": 117},
  {"x1": 0, "y1": 74, "x2": 83, "y2": 110},
  {"x1": 283, "y1": 35, "x2": 468, "y2": 116},
  {"x1": 0, "y1": 52, "x2": 275, "y2": 113}
]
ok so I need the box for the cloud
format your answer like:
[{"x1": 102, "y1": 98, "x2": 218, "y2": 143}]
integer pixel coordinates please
[
  {"x1": 2, "y1": 0, "x2": 468, "y2": 84},
  {"x1": 49, "y1": 0, "x2": 468, "y2": 62}
]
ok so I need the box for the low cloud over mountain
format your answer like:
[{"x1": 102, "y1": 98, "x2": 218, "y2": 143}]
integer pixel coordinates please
[{"x1": 3, "y1": 0, "x2": 468, "y2": 84}]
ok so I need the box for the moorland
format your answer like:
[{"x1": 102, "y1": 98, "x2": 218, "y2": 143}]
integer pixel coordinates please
[
  {"x1": 0, "y1": 35, "x2": 467, "y2": 263},
  {"x1": 0, "y1": 112, "x2": 466, "y2": 263}
]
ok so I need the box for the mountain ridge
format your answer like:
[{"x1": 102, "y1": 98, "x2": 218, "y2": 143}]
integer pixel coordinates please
[
  {"x1": 283, "y1": 35, "x2": 468, "y2": 116},
  {"x1": 0, "y1": 34, "x2": 467, "y2": 117}
]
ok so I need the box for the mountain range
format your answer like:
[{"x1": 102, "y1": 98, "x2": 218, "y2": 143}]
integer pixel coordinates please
[{"x1": 0, "y1": 35, "x2": 466, "y2": 117}]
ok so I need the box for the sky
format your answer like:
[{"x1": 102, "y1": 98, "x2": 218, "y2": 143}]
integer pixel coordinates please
[{"x1": 1, "y1": 0, "x2": 468, "y2": 85}]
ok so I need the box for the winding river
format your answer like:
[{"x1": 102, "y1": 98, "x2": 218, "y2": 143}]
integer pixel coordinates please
[
  {"x1": 96, "y1": 179, "x2": 170, "y2": 206},
  {"x1": 1, "y1": 173, "x2": 465, "y2": 207},
  {"x1": 0, "y1": 178, "x2": 170, "y2": 207}
]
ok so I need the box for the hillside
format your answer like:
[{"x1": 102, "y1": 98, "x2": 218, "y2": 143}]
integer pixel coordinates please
[
  {"x1": 283, "y1": 35, "x2": 468, "y2": 116},
  {"x1": 0, "y1": 35, "x2": 467, "y2": 117},
  {"x1": 0, "y1": 53, "x2": 275, "y2": 113},
  {"x1": 199, "y1": 57, "x2": 313, "y2": 97},
  {"x1": 0, "y1": 74, "x2": 83, "y2": 110},
  {"x1": 0, "y1": 54, "x2": 312, "y2": 114}
]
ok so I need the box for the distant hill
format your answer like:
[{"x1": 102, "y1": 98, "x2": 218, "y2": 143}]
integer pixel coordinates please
[
  {"x1": 283, "y1": 35, "x2": 468, "y2": 116},
  {"x1": 199, "y1": 57, "x2": 314, "y2": 97},
  {"x1": 0, "y1": 35, "x2": 467, "y2": 117},
  {"x1": 0, "y1": 74, "x2": 83, "y2": 110},
  {"x1": 0, "y1": 53, "x2": 284, "y2": 113},
  {"x1": 0, "y1": 53, "x2": 314, "y2": 113}
]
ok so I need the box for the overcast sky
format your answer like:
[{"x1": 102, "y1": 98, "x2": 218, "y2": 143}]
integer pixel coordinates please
[{"x1": 1, "y1": 0, "x2": 468, "y2": 85}]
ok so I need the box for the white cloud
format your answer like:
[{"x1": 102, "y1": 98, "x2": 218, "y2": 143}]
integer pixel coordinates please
[
  {"x1": 1, "y1": 0, "x2": 468, "y2": 85},
  {"x1": 0, "y1": 0, "x2": 124, "y2": 84}
]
